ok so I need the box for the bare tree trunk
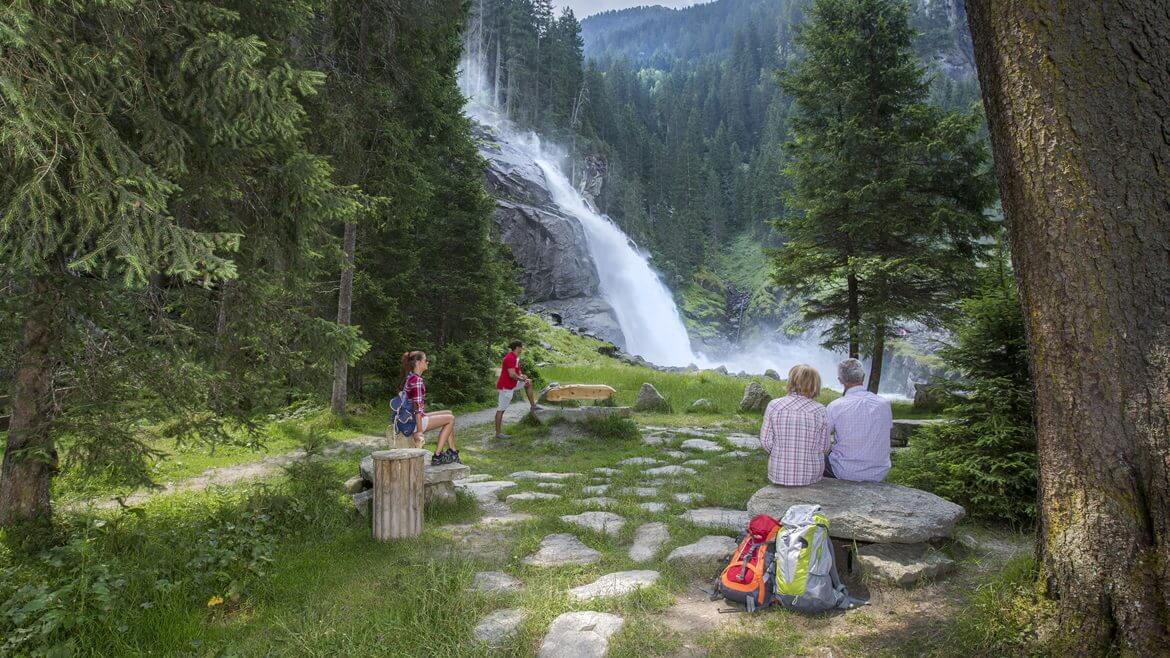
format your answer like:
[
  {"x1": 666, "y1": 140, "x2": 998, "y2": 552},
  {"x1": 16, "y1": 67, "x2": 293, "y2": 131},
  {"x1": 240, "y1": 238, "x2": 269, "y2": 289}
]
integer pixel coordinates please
[
  {"x1": 846, "y1": 272, "x2": 860, "y2": 358},
  {"x1": 967, "y1": 1, "x2": 1170, "y2": 651},
  {"x1": 0, "y1": 275, "x2": 63, "y2": 527},
  {"x1": 331, "y1": 222, "x2": 357, "y2": 416},
  {"x1": 866, "y1": 321, "x2": 884, "y2": 393}
]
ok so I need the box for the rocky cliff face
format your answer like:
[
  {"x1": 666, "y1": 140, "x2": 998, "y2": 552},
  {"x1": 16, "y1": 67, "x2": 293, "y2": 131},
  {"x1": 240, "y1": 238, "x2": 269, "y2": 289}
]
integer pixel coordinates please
[{"x1": 475, "y1": 123, "x2": 624, "y2": 347}]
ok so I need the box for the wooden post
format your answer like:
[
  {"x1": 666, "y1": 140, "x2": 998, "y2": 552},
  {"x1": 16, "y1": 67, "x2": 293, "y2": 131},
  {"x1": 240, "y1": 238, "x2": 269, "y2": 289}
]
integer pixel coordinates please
[{"x1": 372, "y1": 448, "x2": 427, "y2": 541}]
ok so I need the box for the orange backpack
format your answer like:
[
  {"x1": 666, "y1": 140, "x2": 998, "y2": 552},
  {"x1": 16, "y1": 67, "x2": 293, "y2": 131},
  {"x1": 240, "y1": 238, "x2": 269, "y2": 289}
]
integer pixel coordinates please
[{"x1": 715, "y1": 514, "x2": 782, "y2": 611}]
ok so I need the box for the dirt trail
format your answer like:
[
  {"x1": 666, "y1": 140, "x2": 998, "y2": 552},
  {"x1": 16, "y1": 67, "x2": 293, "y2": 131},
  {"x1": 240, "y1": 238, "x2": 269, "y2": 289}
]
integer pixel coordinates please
[{"x1": 70, "y1": 402, "x2": 534, "y2": 511}]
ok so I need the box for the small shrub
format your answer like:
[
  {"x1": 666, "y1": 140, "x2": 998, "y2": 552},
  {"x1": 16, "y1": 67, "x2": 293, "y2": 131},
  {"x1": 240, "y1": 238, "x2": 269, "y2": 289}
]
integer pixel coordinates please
[
  {"x1": 891, "y1": 251, "x2": 1037, "y2": 525},
  {"x1": 582, "y1": 414, "x2": 640, "y2": 442}
]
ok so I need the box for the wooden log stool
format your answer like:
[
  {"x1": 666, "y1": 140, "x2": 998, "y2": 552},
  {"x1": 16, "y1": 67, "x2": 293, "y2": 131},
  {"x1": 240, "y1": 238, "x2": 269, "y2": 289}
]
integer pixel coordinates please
[{"x1": 371, "y1": 448, "x2": 428, "y2": 540}]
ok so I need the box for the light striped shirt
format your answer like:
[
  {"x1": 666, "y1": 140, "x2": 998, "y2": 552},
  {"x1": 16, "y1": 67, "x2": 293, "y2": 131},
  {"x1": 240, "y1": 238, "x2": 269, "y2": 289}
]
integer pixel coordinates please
[
  {"x1": 759, "y1": 394, "x2": 830, "y2": 486},
  {"x1": 826, "y1": 386, "x2": 892, "y2": 481}
]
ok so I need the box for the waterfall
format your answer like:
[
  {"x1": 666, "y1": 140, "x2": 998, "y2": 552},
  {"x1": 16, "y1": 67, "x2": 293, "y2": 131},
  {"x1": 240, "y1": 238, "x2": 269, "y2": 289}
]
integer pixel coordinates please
[
  {"x1": 456, "y1": 13, "x2": 857, "y2": 381},
  {"x1": 531, "y1": 152, "x2": 699, "y2": 366}
]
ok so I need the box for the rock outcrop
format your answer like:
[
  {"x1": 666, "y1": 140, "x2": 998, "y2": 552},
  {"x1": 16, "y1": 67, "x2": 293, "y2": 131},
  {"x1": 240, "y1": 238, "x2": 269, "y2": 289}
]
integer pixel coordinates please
[
  {"x1": 746, "y1": 480, "x2": 965, "y2": 544},
  {"x1": 475, "y1": 122, "x2": 625, "y2": 347},
  {"x1": 739, "y1": 381, "x2": 773, "y2": 413},
  {"x1": 634, "y1": 383, "x2": 670, "y2": 412}
]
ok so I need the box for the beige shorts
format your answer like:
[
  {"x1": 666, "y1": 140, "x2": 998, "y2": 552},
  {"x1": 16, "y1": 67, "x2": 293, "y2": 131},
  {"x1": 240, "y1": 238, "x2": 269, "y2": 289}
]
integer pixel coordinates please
[{"x1": 496, "y1": 380, "x2": 526, "y2": 411}]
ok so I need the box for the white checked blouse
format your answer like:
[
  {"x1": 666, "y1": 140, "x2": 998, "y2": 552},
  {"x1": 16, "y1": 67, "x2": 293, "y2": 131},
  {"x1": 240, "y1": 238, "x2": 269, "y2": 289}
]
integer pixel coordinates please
[{"x1": 759, "y1": 393, "x2": 830, "y2": 486}]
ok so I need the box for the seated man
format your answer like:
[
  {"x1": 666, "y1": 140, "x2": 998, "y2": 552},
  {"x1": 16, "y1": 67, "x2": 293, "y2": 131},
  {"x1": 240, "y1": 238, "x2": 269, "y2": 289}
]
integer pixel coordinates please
[{"x1": 825, "y1": 358, "x2": 892, "y2": 481}]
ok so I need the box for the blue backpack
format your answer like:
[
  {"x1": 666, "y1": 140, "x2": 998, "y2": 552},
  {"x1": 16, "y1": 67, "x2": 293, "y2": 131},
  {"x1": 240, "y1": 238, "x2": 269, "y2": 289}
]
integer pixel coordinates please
[{"x1": 390, "y1": 387, "x2": 417, "y2": 436}]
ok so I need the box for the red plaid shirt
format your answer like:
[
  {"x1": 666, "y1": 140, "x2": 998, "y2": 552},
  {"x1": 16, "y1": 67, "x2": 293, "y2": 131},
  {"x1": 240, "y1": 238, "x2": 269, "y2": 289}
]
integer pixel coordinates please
[
  {"x1": 759, "y1": 393, "x2": 830, "y2": 486},
  {"x1": 405, "y1": 373, "x2": 426, "y2": 416}
]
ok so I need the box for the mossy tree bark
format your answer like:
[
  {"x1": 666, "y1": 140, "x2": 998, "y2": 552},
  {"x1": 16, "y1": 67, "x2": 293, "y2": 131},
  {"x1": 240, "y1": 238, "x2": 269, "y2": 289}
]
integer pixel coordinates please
[
  {"x1": 0, "y1": 276, "x2": 63, "y2": 526},
  {"x1": 331, "y1": 221, "x2": 357, "y2": 416},
  {"x1": 967, "y1": 1, "x2": 1170, "y2": 651}
]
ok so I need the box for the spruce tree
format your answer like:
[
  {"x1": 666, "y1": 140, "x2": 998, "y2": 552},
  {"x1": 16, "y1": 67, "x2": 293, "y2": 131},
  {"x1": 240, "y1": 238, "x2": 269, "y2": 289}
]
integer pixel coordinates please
[
  {"x1": 773, "y1": 0, "x2": 995, "y2": 390},
  {"x1": 0, "y1": 0, "x2": 361, "y2": 525}
]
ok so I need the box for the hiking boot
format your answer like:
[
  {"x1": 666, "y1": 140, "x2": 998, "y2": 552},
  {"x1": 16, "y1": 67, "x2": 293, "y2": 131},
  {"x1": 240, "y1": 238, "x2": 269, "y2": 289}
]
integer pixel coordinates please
[
  {"x1": 530, "y1": 404, "x2": 546, "y2": 412},
  {"x1": 448, "y1": 449, "x2": 462, "y2": 464},
  {"x1": 431, "y1": 452, "x2": 447, "y2": 466},
  {"x1": 495, "y1": 432, "x2": 512, "y2": 440}
]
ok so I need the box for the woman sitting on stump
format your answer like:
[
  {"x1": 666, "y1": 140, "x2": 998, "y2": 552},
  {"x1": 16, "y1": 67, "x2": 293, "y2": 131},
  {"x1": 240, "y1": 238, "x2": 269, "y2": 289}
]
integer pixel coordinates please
[
  {"x1": 760, "y1": 364, "x2": 829, "y2": 486},
  {"x1": 400, "y1": 351, "x2": 460, "y2": 465}
]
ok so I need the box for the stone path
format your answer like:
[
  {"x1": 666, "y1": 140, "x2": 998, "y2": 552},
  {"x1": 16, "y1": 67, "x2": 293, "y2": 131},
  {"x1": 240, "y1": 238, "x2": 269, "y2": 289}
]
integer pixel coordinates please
[{"x1": 455, "y1": 422, "x2": 1019, "y2": 657}]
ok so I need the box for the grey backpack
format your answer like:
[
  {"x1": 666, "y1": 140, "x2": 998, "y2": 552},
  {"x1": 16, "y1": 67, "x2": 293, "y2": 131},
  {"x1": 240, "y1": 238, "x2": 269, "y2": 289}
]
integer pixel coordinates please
[{"x1": 772, "y1": 504, "x2": 865, "y2": 613}]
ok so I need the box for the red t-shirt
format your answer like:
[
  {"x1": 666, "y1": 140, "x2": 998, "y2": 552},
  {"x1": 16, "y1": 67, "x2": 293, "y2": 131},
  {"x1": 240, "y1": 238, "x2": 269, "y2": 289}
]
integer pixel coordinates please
[{"x1": 497, "y1": 352, "x2": 520, "y2": 390}]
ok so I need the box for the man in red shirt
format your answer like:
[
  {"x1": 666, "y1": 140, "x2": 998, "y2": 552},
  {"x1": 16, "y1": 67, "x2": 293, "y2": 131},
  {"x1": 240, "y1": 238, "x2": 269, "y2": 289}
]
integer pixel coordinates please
[{"x1": 495, "y1": 340, "x2": 540, "y2": 439}]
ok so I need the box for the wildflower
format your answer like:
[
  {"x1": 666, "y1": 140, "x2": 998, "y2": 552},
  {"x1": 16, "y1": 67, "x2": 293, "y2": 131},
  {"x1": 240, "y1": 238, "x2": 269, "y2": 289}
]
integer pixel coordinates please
[{"x1": 207, "y1": 595, "x2": 224, "y2": 608}]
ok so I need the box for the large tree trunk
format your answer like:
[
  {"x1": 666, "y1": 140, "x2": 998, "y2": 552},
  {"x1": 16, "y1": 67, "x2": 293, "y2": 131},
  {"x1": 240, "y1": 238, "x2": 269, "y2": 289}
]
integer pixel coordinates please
[
  {"x1": 0, "y1": 276, "x2": 63, "y2": 526},
  {"x1": 331, "y1": 221, "x2": 357, "y2": 416},
  {"x1": 866, "y1": 321, "x2": 885, "y2": 393},
  {"x1": 966, "y1": 2, "x2": 1170, "y2": 652},
  {"x1": 846, "y1": 272, "x2": 860, "y2": 358}
]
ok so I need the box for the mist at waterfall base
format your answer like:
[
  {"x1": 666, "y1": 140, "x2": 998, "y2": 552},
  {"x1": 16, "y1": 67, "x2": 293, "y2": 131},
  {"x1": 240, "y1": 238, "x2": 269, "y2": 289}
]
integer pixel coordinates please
[{"x1": 457, "y1": 51, "x2": 851, "y2": 381}]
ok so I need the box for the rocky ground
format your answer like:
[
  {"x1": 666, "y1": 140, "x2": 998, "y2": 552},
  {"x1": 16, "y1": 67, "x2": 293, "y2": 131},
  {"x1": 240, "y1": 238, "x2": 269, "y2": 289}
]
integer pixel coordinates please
[{"x1": 424, "y1": 419, "x2": 1030, "y2": 656}]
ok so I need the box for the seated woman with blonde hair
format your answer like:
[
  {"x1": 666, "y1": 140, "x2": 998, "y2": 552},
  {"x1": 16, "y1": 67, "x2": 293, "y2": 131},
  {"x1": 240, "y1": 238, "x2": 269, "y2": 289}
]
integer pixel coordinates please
[{"x1": 759, "y1": 364, "x2": 829, "y2": 486}]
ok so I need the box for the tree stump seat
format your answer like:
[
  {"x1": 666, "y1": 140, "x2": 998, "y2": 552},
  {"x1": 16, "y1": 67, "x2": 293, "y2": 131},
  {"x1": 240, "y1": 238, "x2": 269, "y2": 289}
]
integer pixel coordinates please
[{"x1": 358, "y1": 454, "x2": 470, "y2": 508}]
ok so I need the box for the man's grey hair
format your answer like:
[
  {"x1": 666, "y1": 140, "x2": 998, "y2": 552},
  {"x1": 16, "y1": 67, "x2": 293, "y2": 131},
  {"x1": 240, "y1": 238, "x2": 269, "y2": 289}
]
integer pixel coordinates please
[{"x1": 837, "y1": 358, "x2": 866, "y2": 385}]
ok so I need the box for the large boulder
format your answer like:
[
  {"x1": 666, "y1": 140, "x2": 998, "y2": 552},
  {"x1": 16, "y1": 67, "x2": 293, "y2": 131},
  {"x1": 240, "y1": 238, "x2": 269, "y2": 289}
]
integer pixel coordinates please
[
  {"x1": 746, "y1": 480, "x2": 965, "y2": 544},
  {"x1": 532, "y1": 406, "x2": 632, "y2": 425},
  {"x1": 739, "y1": 381, "x2": 773, "y2": 413},
  {"x1": 634, "y1": 383, "x2": 670, "y2": 412},
  {"x1": 666, "y1": 535, "x2": 738, "y2": 571}
]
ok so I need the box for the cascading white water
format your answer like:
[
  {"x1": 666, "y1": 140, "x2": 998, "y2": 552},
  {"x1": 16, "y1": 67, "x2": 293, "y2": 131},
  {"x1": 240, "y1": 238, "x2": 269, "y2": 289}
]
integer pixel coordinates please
[{"x1": 531, "y1": 152, "x2": 699, "y2": 366}]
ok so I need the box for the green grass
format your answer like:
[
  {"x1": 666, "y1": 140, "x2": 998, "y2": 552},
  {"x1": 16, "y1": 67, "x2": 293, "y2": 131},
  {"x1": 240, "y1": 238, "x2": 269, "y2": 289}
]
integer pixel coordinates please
[
  {"x1": 3, "y1": 402, "x2": 1035, "y2": 657},
  {"x1": 50, "y1": 407, "x2": 388, "y2": 502}
]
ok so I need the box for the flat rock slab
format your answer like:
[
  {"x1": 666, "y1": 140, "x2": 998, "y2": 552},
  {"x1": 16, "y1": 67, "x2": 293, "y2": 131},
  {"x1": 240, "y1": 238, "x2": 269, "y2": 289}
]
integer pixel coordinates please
[
  {"x1": 561, "y1": 511, "x2": 626, "y2": 536},
  {"x1": 472, "y1": 571, "x2": 524, "y2": 594},
  {"x1": 537, "y1": 482, "x2": 565, "y2": 490},
  {"x1": 722, "y1": 450, "x2": 755, "y2": 459},
  {"x1": 582, "y1": 485, "x2": 610, "y2": 495},
  {"x1": 680, "y1": 439, "x2": 724, "y2": 453},
  {"x1": 475, "y1": 608, "x2": 528, "y2": 646},
  {"x1": 666, "y1": 535, "x2": 738, "y2": 571},
  {"x1": 683, "y1": 459, "x2": 708, "y2": 467},
  {"x1": 507, "y1": 492, "x2": 561, "y2": 502},
  {"x1": 645, "y1": 465, "x2": 697, "y2": 477},
  {"x1": 663, "y1": 450, "x2": 688, "y2": 459},
  {"x1": 618, "y1": 457, "x2": 662, "y2": 466},
  {"x1": 457, "y1": 480, "x2": 516, "y2": 503},
  {"x1": 629, "y1": 522, "x2": 670, "y2": 562},
  {"x1": 673, "y1": 493, "x2": 704, "y2": 505},
  {"x1": 578, "y1": 497, "x2": 618, "y2": 508},
  {"x1": 856, "y1": 543, "x2": 955, "y2": 586},
  {"x1": 533, "y1": 407, "x2": 632, "y2": 424},
  {"x1": 523, "y1": 534, "x2": 602, "y2": 567},
  {"x1": 538, "y1": 611, "x2": 624, "y2": 658},
  {"x1": 510, "y1": 471, "x2": 581, "y2": 481},
  {"x1": 593, "y1": 468, "x2": 621, "y2": 476},
  {"x1": 639, "y1": 502, "x2": 667, "y2": 513},
  {"x1": 746, "y1": 480, "x2": 966, "y2": 543},
  {"x1": 641, "y1": 434, "x2": 670, "y2": 446},
  {"x1": 464, "y1": 474, "x2": 494, "y2": 483},
  {"x1": 725, "y1": 433, "x2": 761, "y2": 450},
  {"x1": 629, "y1": 487, "x2": 658, "y2": 497},
  {"x1": 681, "y1": 508, "x2": 750, "y2": 531},
  {"x1": 672, "y1": 428, "x2": 716, "y2": 438},
  {"x1": 568, "y1": 570, "x2": 660, "y2": 601}
]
